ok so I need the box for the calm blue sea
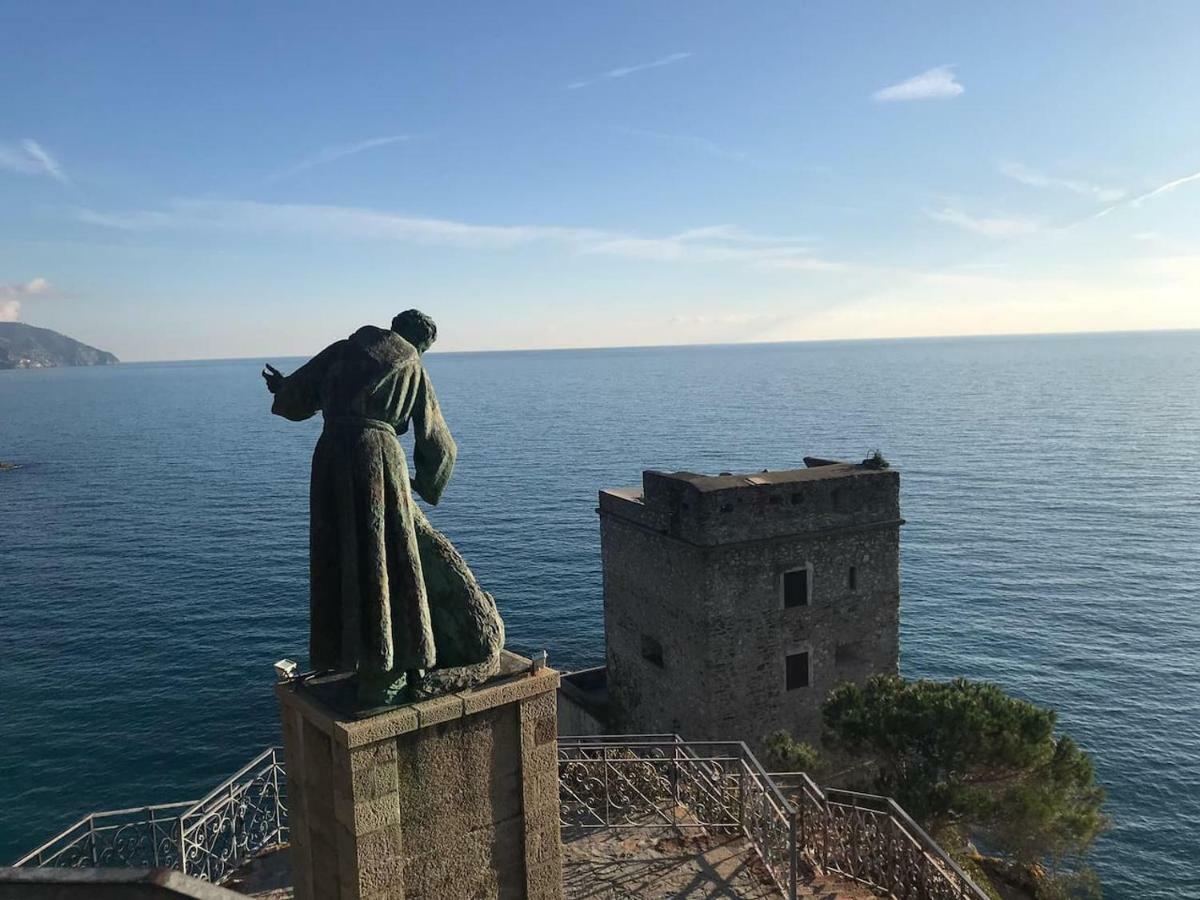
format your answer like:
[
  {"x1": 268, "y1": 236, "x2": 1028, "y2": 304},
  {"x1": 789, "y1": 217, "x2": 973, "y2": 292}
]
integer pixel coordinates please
[{"x1": 1, "y1": 332, "x2": 1198, "y2": 897}]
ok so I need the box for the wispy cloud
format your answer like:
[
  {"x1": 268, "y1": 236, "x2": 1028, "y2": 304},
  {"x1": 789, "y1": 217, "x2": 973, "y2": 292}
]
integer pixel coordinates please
[
  {"x1": 927, "y1": 206, "x2": 1038, "y2": 238},
  {"x1": 0, "y1": 139, "x2": 69, "y2": 183},
  {"x1": 1132, "y1": 168, "x2": 1200, "y2": 204},
  {"x1": 1091, "y1": 166, "x2": 1200, "y2": 220},
  {"x1": 1000, "y1": 162, "x2": 1124, "y2": 203},
  {"x1": 77, "y1": 200, "x2": 601, "y2": 246},
  {"x1": 269, "y1": 135, "x2": 411, "y2": 181},
  {"x1": 872, "y1": 66, "x2": 963, "y2": 102},
  {"x1": 580, "y1": 229, "x2": 837, "y2": 268},
  {"x1": 567, "y1": 52, "x2": 691, "y2": 90},
  {"x1": 0, "y1": 277, "x2": 54, "y2": 321},
  {"x1": 77, "y1": 199, "x2": 845, "y2": 271}
]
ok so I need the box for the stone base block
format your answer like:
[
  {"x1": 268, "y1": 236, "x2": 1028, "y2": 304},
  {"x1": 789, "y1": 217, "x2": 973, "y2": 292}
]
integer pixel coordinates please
[{"x1": 277, "y1": 651, "x2": 563, "y2": 900}]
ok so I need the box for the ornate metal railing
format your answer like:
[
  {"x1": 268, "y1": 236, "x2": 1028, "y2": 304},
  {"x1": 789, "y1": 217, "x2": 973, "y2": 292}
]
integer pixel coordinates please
[
  {"x1": 179, "y1": 747, "x2": 288, "y2": 883},
  {"x1": 558, "y1": 735, "x2": 798, "y2": 898},
  {"x1": 14, "y1": 747, "x2": 286, "y2": 884},
  {"x1": 774, "y1": 774, "x2": 989, "y2": 900},
  {"x1": 559, "y1": 736, "x2": 988, "y2": 900},
  {"x1": 18, "y1": 736, "x2": 985, "y2": 900},
  {"x1": 11, "y1": 801, "x2": 196, "y2": 871}
]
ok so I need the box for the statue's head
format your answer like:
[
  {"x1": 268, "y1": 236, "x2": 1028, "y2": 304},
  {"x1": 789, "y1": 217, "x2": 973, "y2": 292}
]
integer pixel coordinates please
[{"x1": 391, "y1": 309, "x2": 438, "y2": 353}]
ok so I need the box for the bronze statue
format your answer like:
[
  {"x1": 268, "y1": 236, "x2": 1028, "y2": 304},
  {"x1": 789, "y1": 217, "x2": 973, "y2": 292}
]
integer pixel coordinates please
[{"x1": 263, "y1": 310, "x2": 503, "y2": 706}]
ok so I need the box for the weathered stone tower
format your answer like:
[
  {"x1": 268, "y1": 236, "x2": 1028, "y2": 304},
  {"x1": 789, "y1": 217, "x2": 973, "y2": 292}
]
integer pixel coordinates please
[{"x1": 598, "y1": 459, "x2": 901, "y2": 751}]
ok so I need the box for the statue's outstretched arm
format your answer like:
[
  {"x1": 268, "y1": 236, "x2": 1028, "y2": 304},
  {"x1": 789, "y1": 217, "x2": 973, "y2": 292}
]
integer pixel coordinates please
[{"x1": 269, "y1": 341, "x2": 344, "y2": 422}]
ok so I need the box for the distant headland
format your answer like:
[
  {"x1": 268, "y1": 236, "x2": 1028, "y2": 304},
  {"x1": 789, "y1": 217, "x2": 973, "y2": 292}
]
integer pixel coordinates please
[{"x1": 0, "y1": 322, "x2": 119, "y2": 369}]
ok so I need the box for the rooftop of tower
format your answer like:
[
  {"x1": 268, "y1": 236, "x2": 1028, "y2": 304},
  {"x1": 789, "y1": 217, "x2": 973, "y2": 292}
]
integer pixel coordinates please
[{"x1": 598, "y1": 457, "x2": 902, "y2": 546}]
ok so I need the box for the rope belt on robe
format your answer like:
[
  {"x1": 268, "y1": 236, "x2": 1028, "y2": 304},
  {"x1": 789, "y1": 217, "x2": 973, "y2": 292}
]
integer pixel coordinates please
[{"x1": 322, "y1": 415, "x2": 397, "y2": 435}]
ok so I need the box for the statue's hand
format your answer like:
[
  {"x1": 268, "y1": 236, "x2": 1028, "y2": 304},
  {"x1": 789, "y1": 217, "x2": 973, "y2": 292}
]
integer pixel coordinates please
[{"x1": 262, "y1": 363, "x2": 285, "y2": 394}]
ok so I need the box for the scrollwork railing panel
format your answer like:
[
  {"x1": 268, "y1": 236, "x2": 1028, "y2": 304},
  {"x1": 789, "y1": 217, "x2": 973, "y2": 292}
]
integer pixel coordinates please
[{"x1": 15, "y1": 747, "x2": 286, "y2": 887}]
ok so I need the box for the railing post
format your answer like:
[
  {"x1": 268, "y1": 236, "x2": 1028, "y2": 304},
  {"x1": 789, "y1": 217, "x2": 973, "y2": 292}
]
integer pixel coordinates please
[
  {"x1": 789, "y1": 810, "x2": 798, "y2": 900},
  {"x1": 87, "y1": 816, "x2": 98, "y2": 867},
  {"x1": 734, "y1": 763, "x2": 744, "y2": 830},
  {"x1": 603, "y1": 745, "x2": 611, "y2": 826},
  {"x1": 885, "y1": 813, "x2": 895, "y2": 895},
  {"x1": 822, "y1": 797, "x2": 830, "y2": 870},
  {"x1": 671, "y1": 742, "x2": 679, "y2": 828},
  {"x1": 148, "y1": 807, "x2": 159, "y2": 868},
  {"x1": 178, "y1": 815, "x2": 187, "y2": 877},
  {"x1": 271, "y1": 750, "x2": 284, "y2": 843}
]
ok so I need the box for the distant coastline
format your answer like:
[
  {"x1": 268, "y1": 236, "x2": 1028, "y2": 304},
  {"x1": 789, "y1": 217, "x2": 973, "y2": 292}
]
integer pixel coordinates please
[
  {"x1": 100, "y1": 325, "x2": 1200, "y2": 366},
  {"x1": 0, "y1": 322, "x2": 119, "y2": 369}
]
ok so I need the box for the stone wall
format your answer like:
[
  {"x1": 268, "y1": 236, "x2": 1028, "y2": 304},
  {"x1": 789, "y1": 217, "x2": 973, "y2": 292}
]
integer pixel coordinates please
[
  {"x1": 600, "y1": 463, "x2": 901, "y2": 754},
  {"x1": 556, "y1": 668, "x2": 609, "y2": 737}
]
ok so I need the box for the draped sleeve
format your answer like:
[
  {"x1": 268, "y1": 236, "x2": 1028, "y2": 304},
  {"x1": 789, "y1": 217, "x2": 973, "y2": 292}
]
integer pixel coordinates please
[
  {"x1": 270, "y1": 341, "x2": 344, "y2": 422},
  {"x1": 410, "y1": 367, "x2": 457, "y2": 505}
]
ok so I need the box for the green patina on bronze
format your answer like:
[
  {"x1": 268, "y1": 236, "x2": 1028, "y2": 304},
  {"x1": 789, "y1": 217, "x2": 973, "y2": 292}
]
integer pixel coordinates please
[{"x1": 264, "y1": 310, "x2": 504, "y2": 707}]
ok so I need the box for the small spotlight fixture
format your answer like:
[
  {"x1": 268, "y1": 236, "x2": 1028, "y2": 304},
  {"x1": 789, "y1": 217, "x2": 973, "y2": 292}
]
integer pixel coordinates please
[
  {"x1": 274, "y1": 658, "x2": 299, "y2": 682},
  {"x1": 531, "y1": 650, "x2": 547, "y2": 673}
]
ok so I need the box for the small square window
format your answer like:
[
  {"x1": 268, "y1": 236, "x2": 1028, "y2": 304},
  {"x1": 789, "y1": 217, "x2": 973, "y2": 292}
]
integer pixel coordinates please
[
  {"x1": 786, "y1": 651, "x2": 810, "y2": 690},
  {"x1": 783, "y1": 569, "x2": 809, "y2": 608},
  {"x1": 641, "y1": 634, "x2": 664, "y2": 668}
]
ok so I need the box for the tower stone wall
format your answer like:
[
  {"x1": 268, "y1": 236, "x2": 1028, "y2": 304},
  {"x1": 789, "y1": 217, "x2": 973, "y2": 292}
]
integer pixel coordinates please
[{"x1": 598, "y1": 461, "x2": 901, "y2": 753}]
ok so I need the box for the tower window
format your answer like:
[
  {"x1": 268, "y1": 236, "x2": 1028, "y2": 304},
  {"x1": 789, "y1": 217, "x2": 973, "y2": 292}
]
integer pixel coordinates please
[
  {"x1": 848, "y1": 566, "x2": 857, "y2": 590},
  {"x1": 641, "y1": 634, "x2": 664, "y2": 668},
  {"x1": 783, "y1": 568, "x2": 810, "y2": 608},
  {"x1": 831, "y1": 488, "x2": 844, "y2": 511},
  {"x1": 786, "y1": 651, "x2": 810, "y2": 690}
]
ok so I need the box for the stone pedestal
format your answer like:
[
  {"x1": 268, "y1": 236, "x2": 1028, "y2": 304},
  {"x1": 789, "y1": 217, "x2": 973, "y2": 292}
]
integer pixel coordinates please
[{"x1": 276, "y1": 652, "x2": 563, "y2": 900}]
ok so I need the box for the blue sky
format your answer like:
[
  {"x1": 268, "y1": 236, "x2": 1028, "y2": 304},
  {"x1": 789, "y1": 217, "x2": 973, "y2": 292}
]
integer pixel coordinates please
[{"x1": 3, "y1": 1, "x2": 1200, "y2": 360}]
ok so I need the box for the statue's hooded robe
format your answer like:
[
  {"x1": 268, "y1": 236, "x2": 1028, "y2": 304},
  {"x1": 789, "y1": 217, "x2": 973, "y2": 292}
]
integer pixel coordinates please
[{"x1": 271, "y1": 325, "x2": 455, "y2": 677}]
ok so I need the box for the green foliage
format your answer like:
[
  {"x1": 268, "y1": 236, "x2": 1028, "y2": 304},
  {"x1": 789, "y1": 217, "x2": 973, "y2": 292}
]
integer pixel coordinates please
[
  {"x1": 763, "y1": 730, "x2": 821, "y2": 772},
  {"x1": 822, "y1": 676, "x2": 1109, "y2": 868}
]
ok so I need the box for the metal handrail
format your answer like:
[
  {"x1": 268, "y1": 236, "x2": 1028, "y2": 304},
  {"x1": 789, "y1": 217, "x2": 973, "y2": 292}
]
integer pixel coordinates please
[
  {"x1": 825, "y1": 788, "x2": 987, "y2": 897},
  {"x1": 560, "y1": 737, "x2": 987, "y2": 900},
  {"x1": 19, "y1": 735, "x2": 987, "y2": 900},
  {"x1": 559, "y1": 735, "x2": 798, "y2": 897},
  {"x1": 180, "y1": 747, "x2": 282, "y2": 839},
  {"x1": 770, "y1": 776, "x2": 990, "y2": 900},
  {"x1": 14, "y1": 747, "x2": 286, "y2": 884}
]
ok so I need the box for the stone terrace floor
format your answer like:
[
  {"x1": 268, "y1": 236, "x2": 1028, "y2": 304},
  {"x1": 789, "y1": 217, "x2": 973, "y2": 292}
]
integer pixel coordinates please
[
  {"x1": 562, "y1": 828, "x2": 878, "y2": 899},
  {"x1": 229, "y1": 832, "x2": 879, "y2": 899}
]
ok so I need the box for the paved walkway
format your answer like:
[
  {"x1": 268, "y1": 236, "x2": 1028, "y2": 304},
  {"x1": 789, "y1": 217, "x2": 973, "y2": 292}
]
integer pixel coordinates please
[
  {"x1": 563, "y1": 829, "x2": 783, "y2": 899},
  {"x1": 228, "y1": 831, "x2": 878, "y2": 899},
  {"x1": 563, "y1": 828, "x2": 877, "y2": 900}
]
